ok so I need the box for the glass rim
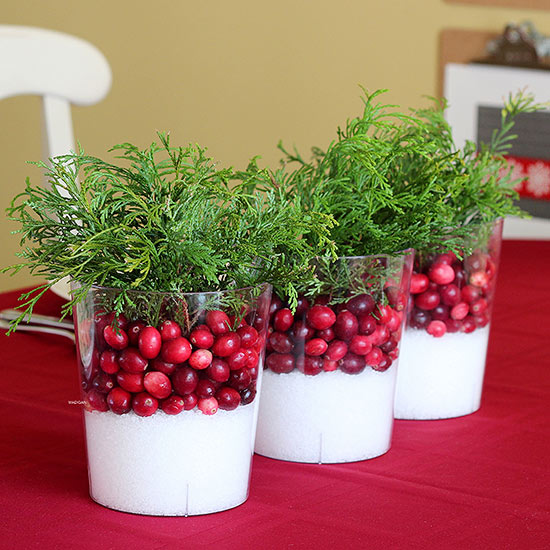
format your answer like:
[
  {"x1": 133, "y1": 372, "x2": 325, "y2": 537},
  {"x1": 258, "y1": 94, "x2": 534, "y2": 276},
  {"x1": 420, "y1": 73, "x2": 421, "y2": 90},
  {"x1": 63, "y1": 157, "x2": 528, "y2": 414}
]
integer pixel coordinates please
[{"x1": 325, "y1": 248, "x2": 415, "y2": 262}]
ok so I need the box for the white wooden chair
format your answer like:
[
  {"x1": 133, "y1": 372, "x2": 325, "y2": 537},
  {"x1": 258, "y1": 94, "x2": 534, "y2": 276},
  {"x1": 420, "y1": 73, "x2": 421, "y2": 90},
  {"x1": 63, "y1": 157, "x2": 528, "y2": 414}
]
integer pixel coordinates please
[{"x1": 0, "y1": 25, "x2": 112, "y2": 298}]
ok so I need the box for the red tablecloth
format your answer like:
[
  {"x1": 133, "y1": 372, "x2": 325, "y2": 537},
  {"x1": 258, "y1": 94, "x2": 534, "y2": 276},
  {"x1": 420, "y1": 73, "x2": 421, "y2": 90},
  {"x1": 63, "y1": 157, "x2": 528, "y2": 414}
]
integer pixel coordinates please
[{"x1": 1, "y1": 240, "x2": 549, "y2": 550}]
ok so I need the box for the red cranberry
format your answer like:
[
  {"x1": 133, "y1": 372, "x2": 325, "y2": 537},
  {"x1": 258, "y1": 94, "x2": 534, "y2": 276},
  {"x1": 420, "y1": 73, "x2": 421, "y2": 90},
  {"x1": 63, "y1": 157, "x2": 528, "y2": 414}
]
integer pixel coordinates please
[
  {"x1": 365, "y1": 347, "x2": 383, "y2": 367},
  {"x1": 346, "y1": 293, "x2": 375, "y2": 316},
  {"x1": 161, "y1": 395, "x2": 185, "y2": 415},
  {"x1": 290, "y1": 321, "x2": 315, "y2": 342},
  {"x1": 450, "y1": 302, "x2": 469, "y2": 321},
  {"x1": 295, "y1": 295, "x2": 310, "y2": 317},
  {"x1": 367, "y1": 324, "x2": 390, "y2": 347},
  {"x1": 161, "y1": 337, "x2": 192, "y2": 363},
  {"x1": 316, "y1": 327, "x2": 335, "y2": 342},
  {"x1": 273, "y1": 308, "x2": 294, "y2": 332},
  {"x1": 158, "y1": 320, "x2": 181, "y2": 341},
  {"x1": 440, "y1": 284, "x2": 462, "y2": 306},
  {"x1": 379, "y1": 337, "x2": 398, "y2": 353},
  {"x1": 244, "y1": 348, "x2": 259, "y2": 369},
  {"x1": 436, "y1": 252, "x2": 456, "y2": 264},
  {"x1": 305, "y1": 338, "x2": 328, "y2": 356},
  {"x1": 307, "y1": 305, "x2": 337, "y2": 330},
  {"x1": 144, "y1": 371, "x2": 172, "y2": 399},
  {"x1": 385, "y1": 287, "x2": 406, "y2": 311},
  {"x1": 269, "y1": 332, "x2": 294, "y2": 354},
  {"x1": 198, "y1": 397, "x2": 218, "y2": 415},
  {"x1": 386, "y1": 310, "x2": 402, "y2": 332},
  {"x1": 119, "y1": 347, "x2": 148, "y2": 373},
  {"x1": 172, "y1": 366, "x2": 199, "y2": 395},
  {"x1": 461, "y1": 285, "x2": 481, "y2": 303},
  {"x1": 189, "y1": 328, "x2": 215, "y2": 349},
  {"x1": 339, "y1": 353, "x2": 365, "y2": 374},
  {"x1": 428, "y1": 262, "x2": 455, "y2": 285},
  {"x1": 196, "y1": 379, "x2": 217, "y2": 399},
  {"x1": 206, "y1": 358, "x2": 230, "y2": 382},
  {"x1": 107, "y1": 387, "x2": 131, "y2": 415},
  {"x1": 427, "y1": 320, "x2": 447, "y2": 338},
  {"x1": 138, "y1": 326, "x2": 162, "y2": 359},
  {"x1": 376, "y1": 305, "x2": 393, "y2": 325},
  {"x1": 452, "y1": 264, "x2": 467, "y2": 287},
  {"x1": 334, "y1": 310, "x2": 359, "y2": 341},
  {"x1": 249, "y1": 312, "x2": 267, "y2": 332},
  {"x1": 322, "y1": 358, "x2": 339, "y2": 372},
  {"x1": 462, "y1": 316, "x2": 477, "y2": 333},
  {"x1": 92, "y1": 372, "x2": 115, "y2": 393},
  {"x1": 225, "y1": 350, "x2": 245, "y2": 371},
  {"x1": 349, "y1": 335, "x2": 373, "y2": 355},
  {"x1": 431, "y1": 304, "x2": 450, "y2": 321},
  {"x1": 410, "y1": 273, "x2": 429, "y2": 294},
  {"x1": 206, "y1": 310, "x2": 231, "y2": 335},
  {"x1": 237, "y1": 326, "x2": 258, "y2": 348},
  {"x1": 240, "y1": 386, "x2": 256, "y2": 405},
  {"x1": 116, "y1": 371, "x2": 145, "y2": 393},
  {"x1": 216, "y1": 386, "x2": 241, "y2": 410},
  {"x1": 470, "y1": 298, "x2": 488, "y2": 315},
  {"x1": 358, "y1": 315, "x2": 376, "y2": 335},
  {"x1": 127, "y1": 320, "x2": 146, "y2": 346},
  {"x1": 409, "y1": 308, "x2": 431, "y2": 330},
  {"x1": 266, "y1": 353, "x2": 294, "y2": 373},
  {"x1": 269, "y1": 294, "x2": 283, "y2": 318},
  {"x1": 325, "y1": 340, "x2": 348, "y2": 361},
  {"x1": 103, "y1": 312, "x2": 128, "y2": 330},
  {"x1": 183, "y1": 392, "x2": 198, "y2": 410},
  {"x1": 372, "y1": 353, "x2": 392, "y2": 372},
  {"x1": 415, "y1": 289, "x2": 440, "y2": 311},
  {"x1": 100, "y1": 350, "x2": 119, "y2": 374},
  {"x1": 474, "y1": 313, "x2": 490, "y2": 328},
  {"x1": 464, "y1": 252, "x2": 487, "y2": 272},
  {"x1": 212, "y1": 333, "x2": 241, "y2": 357},
  {"x1": 296, "y1": 355, "x2": 323, "y2": 375},
  {"x1": 445, "y1": 318, "x2": 462, "y2": 333},
  {"x1": 188, "y1": 349, "x2": 213, "y2": 370},
  {"x1": 103, "y1": 325, "x2": 129, "y2": 350},
  {"x1": 228, "y1": 367, "x2": 252, "y2": 391},
  {"x1": 85, "y1": 389, "x2": 109, "y2": 412},
  {"x1": 150, "y1": 358, "x2": 177, "y2": 376},
  {"x1": 132, "y1": 392, "x2": 158, "y2": 416},
  {"x1": 469, "y1": 271, "x2": 489, "y2": 287}
]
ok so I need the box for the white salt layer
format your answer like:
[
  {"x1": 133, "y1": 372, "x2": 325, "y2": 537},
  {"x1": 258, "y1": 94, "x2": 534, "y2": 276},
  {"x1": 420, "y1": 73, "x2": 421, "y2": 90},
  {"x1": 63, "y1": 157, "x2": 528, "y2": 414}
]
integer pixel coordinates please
[
  {"x1": 394, "y1": 326, "x2": 490, "y2": 420},
  {"x1": 255, "y1": 366, "x2": 397, "y2": 463},
  {"x1": 84, "y1": 403, "x2": 257, "y2": 516}
]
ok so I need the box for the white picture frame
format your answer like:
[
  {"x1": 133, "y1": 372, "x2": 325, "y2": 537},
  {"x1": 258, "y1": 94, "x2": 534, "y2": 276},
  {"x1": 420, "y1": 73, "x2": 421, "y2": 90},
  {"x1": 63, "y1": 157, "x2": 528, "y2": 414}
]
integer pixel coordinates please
[{"x1": 444, "y1": 62, "x2": 550, "y2": 239}]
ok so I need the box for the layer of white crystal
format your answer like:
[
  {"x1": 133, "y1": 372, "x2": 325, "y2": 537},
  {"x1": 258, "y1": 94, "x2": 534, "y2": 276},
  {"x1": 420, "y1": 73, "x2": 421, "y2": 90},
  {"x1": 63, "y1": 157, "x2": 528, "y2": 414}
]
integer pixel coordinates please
[
  {"x1": 84, "y1": 403, "x2": 256, "y2": 516},
  {"x1": 255, "y1": 366, "x2": 397, "y2": 463},
  {"x1": 394, "y1": 326, "x2": 490, "y2": 420}
]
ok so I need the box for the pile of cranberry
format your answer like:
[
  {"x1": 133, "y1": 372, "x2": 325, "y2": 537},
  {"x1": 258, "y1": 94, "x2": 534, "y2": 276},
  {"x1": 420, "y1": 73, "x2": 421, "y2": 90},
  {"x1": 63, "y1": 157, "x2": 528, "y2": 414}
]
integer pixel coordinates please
[
  {"x1": 81, "y1": 308, "x2": 265, "y2": 417},
  {"x1": 408, "y1": 249, "x2": 497, "y2": 338},
  {"x1": 265, "y1": 288, "x2": 405, "y2": 376}
]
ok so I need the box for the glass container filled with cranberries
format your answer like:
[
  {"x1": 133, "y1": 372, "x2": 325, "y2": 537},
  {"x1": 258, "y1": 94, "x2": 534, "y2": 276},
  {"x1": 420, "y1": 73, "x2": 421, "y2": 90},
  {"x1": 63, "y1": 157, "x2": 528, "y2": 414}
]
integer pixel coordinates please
[
  {"x1": 395, "y1": 219, "x2": 503, "y2": 419},
  {"x1": 255, "y1": 252, "x2": 413, "y2": 463},
  {"x1": 74, "y1": 283, "x2": 271, "y2": 515}
]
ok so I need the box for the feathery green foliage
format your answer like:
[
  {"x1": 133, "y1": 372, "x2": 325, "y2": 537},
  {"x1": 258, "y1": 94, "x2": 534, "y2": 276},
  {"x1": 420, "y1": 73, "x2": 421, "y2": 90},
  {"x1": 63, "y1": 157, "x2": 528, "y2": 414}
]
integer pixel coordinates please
[
  {"x1": 278, "y1": 88, "x2": 543, "y2": 258},
  {"x1": 4, "y1": 133, "x2": 335, "y2": 326}
]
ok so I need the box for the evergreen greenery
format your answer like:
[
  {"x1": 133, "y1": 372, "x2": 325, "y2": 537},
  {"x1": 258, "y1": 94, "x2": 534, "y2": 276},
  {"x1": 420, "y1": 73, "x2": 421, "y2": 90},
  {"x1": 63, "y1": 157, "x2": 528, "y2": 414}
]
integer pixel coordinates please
[{"x1": 4, "y1": 133, "x2": 335, "y2": 327}]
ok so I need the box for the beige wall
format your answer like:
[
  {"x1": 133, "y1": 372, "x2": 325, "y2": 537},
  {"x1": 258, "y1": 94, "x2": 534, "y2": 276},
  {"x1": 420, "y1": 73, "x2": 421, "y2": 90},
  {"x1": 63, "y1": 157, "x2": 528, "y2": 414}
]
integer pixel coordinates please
[{"x1": 2, "y1": 0, "x2": 550, "y2": 291}]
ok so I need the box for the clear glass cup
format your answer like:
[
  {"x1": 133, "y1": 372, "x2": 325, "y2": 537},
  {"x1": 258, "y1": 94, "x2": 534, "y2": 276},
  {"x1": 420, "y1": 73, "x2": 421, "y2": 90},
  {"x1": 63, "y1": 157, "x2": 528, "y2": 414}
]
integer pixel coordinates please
[
  {"x1": 72, "y1": 282, "x2": 271, "y2": 516},
  {"x1": 395, "y1": 218, "x2": 503, "y2": 419},
  {"x1": 255, "y1": 252, "x2": 413, "y2": 463}
]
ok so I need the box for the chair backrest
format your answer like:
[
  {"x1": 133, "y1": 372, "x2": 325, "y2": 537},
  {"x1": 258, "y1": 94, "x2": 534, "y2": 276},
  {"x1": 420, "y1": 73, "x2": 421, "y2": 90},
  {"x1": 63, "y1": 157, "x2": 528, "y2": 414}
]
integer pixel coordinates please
[{"x1": 0, "y1": 24, "x2": 111, "y2": 163}]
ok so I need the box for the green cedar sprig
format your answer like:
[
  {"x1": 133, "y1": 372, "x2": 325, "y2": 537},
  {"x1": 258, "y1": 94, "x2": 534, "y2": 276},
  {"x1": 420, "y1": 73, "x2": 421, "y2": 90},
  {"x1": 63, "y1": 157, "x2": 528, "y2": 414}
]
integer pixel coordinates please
[{"x1": 4, "y1": 133, "x2": 335, "y2": 327}]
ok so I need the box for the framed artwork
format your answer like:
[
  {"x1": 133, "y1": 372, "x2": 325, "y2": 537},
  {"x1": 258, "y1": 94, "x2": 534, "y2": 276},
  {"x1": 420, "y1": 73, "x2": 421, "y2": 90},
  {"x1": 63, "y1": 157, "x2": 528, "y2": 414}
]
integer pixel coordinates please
[{"x1": 444, "y1": 62, "x2": 550, "y2": 238}]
